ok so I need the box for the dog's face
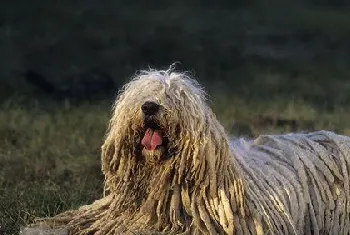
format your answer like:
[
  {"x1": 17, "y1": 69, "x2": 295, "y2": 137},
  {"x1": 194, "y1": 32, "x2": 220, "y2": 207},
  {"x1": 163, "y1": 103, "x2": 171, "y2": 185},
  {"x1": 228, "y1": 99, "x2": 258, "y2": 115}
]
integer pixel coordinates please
[
  {"x1": 102, "y1": 69, "x2": 230, "y2": 203},
  {"x1": 112, "y1": 70, "x2": 208, "y2": 165}
]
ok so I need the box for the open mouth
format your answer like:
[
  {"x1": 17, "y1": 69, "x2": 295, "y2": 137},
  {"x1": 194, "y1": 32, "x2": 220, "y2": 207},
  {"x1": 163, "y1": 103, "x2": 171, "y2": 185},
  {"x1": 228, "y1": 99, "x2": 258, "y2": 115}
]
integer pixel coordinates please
[{"x1": 141, "y1": 120, "x2": 164, "y2": 151}]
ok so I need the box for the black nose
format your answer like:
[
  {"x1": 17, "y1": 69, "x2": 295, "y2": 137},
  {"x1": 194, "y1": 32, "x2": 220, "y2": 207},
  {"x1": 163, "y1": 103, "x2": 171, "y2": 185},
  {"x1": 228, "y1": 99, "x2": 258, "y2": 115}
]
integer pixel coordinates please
[{"x1": 141, "y1": 101, "x2": 160, "y2": 116}]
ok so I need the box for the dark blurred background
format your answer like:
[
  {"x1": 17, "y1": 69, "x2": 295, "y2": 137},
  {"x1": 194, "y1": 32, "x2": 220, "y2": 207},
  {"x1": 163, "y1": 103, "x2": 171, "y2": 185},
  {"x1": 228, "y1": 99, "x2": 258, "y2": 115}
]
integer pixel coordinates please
[
  {"x1": 1, "y1": 0, "x2": 350, "y2": 105},
  {"x1": 2, "y1": 1, "x2": 350, "y2": 234}
]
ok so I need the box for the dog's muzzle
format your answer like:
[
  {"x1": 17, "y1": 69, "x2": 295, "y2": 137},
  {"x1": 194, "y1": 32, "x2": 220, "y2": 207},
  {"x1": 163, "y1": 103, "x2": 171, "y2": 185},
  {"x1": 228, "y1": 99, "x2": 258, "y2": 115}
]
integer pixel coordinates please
[{"x1": 140, "y1": 101, "x2": 163, "y2": 151}]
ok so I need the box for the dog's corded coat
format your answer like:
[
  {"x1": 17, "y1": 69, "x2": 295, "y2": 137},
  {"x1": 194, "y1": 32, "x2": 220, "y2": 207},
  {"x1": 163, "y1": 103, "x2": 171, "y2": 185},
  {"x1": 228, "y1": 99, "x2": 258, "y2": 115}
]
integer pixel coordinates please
[{"x1": 33, "y1": 69, "x2": 350, "y2": 235}]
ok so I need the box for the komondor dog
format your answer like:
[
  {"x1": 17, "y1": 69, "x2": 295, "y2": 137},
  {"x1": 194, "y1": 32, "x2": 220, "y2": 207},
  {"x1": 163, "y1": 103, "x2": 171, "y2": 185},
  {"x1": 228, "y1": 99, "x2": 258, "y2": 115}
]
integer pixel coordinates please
[{"x1": 33, "y1": 68, "x2": 350, "y2": 235}]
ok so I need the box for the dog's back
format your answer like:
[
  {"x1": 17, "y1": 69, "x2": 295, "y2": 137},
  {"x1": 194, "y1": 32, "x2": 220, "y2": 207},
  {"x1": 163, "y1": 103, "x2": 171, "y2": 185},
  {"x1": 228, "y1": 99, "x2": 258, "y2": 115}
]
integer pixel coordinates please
[{"x1": 232, "y1": 131, "x2": 350, "y2": 234}]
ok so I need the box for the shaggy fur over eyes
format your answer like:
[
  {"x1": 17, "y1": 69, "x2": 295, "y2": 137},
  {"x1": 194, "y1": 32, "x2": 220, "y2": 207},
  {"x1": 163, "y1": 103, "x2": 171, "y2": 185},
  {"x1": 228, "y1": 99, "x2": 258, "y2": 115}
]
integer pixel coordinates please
[{"x1": 32, "y1": 67, "x2": 350, "y2": 235}]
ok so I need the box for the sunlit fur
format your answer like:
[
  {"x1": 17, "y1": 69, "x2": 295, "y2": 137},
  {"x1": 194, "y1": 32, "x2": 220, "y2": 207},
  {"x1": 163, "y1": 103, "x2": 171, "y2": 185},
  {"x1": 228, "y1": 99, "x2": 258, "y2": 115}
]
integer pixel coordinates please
[
  {"x1": 34, "y1": 67, "x2": 350, "y2": 235},
  {"x1": 95, "y1": 68, "x2": 245, "y2": 234}
]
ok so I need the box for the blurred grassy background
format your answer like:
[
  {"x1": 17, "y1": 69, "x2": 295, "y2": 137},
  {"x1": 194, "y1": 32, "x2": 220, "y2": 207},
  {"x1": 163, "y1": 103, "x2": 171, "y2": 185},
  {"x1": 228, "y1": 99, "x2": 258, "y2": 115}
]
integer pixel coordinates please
[{"x1": 1, "y1": 0, "x2": 350, "y2": 234}]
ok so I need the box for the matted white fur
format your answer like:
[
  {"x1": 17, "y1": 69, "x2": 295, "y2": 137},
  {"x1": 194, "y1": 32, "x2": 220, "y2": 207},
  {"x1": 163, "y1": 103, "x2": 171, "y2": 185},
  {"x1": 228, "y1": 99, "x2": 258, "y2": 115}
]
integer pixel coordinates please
[{"x1": 33, "y1": 67, "x2": 350, "y2": 235}]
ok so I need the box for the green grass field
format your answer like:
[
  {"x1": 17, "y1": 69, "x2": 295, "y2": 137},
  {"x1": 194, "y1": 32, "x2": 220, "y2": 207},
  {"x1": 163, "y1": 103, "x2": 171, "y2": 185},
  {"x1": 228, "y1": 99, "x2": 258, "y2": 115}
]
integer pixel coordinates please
[{"x1": 2, "y1": 1, "x2": 350, "y2": 234}]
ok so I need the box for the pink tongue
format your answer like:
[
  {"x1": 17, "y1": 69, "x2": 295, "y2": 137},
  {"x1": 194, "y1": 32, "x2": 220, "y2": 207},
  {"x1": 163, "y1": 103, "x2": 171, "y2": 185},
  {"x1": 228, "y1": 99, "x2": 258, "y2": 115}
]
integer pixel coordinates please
[{"x1": 141, "y1": 129, "x2": 163, "y2": 150}]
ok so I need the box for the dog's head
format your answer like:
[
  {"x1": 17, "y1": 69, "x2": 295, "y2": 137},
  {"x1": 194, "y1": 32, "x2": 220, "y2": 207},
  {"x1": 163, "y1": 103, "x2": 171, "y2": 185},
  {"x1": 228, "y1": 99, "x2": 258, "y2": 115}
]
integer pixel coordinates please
[
  {"x1": 101, "y1": 68, "x2": 231, "y2": 195},
  {"x1": 106, "y1": 69, "x2": 210, "y2": 163}
]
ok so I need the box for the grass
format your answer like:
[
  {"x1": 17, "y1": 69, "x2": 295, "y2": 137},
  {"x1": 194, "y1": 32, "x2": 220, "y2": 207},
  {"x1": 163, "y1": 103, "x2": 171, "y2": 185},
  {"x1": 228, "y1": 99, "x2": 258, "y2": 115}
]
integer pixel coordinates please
[{"x1": 0, "y1": 100, "x2": 108, "y2": 234}]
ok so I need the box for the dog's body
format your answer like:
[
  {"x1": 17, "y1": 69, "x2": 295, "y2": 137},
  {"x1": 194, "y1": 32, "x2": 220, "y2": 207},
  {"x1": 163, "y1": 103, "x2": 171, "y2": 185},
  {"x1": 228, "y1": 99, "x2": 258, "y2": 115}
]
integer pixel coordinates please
[
  {"x1": 33, "y1": 68, "x2": 350, "y2": 235},
  {"x1": 233, "y1": 131, "x2": 350, "y2": 235}
]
